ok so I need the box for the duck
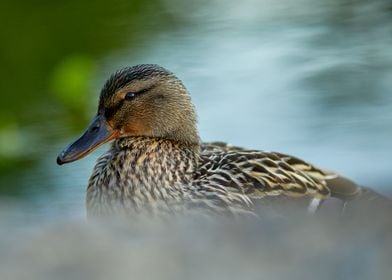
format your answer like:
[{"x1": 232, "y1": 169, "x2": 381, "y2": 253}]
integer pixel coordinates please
[{"x1": 57, "y1": 64, "x2": 390, "y2": 219}]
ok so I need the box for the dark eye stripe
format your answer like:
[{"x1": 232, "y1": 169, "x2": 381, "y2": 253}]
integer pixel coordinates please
[
  {"x1": 104, "y1": 85, "x2": 155, "y2": 119},
  {"x1": 137, "y1": 87, "x2": 150, "y2": 94},
  {"x1": 124, "y1": 85, "x2": 155, "y2": 100},
  {"x1": 104, "y1": 99, "x2": 125, "y2": 120}
]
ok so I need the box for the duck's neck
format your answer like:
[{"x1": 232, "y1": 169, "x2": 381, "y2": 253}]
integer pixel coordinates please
[
  {"x1": 118, "y1": 136, "x2": 200, "y2": 183},
  {"x1": 89, "y1": 136, "x2": 200, "y2": 212}
]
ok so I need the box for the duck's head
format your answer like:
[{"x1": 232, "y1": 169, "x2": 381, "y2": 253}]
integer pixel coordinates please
[{"x1": 57, "y1": 64, "x2": 199, "y2": 165}]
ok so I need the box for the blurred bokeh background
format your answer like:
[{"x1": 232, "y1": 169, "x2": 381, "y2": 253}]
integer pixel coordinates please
[
  {"x1": 0, "y1": 1, "x2": 391, "y2": 279},
  {"x1": 0, "y1": 0, "x2": 391, "y2": 221}
]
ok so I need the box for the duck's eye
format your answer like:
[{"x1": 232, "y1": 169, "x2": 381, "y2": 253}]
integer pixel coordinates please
[{"x1": 125, "y1": 92, "x2": 136, "y2": 100}]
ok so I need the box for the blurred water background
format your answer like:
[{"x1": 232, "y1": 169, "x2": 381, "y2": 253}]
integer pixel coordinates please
[
  {"x1": 2, "y1": 0, "x2": 391, "y2": 222},
  {"x1": 0, "y1": 0, "x2": 391, "y2": 279}
]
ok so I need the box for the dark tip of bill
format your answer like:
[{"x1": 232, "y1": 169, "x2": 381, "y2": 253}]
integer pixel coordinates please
[{"x1": 57, "y1": 153, "x2": 65, "y2": 165}]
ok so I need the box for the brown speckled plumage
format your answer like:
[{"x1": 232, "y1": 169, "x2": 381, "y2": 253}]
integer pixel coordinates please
[
  {"x1": 58, "y1": 64, "x2": 390, "y2": 219},
  {"x1": 86, "y1": 137, "x2": 198, "y2": 217}
]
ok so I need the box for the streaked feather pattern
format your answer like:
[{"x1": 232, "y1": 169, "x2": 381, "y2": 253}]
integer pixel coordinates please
[{"x1": 85, "y1": 137, "x2": 382, "y2": 219}]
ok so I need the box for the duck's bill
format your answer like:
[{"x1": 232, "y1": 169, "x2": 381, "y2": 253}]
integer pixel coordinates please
[{"x1": 57, "y1": 115, "x2": 117, "y2": 165}]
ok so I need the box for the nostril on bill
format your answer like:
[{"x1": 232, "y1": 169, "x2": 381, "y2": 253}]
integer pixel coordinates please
[{"x1": 91, "y1": 125, "x2": 100, "y2": 133}]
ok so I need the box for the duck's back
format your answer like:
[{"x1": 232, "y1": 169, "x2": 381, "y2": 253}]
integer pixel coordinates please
[{"x1": 196, "y1": 142, "x2": 391, "y2": 218}]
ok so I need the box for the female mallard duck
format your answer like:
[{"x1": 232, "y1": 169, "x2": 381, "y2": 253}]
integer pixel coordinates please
[{"x1": 57, "y1": 64, "x2": 389, "y2": 219}]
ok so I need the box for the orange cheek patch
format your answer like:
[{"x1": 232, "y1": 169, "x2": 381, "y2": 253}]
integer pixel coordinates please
[
  {"x1": 107, "y1": 119, "x2": 118, "y2": 131},
  {"x1": 123, "y1": 121, "x2": 153, "y2": 136}
]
